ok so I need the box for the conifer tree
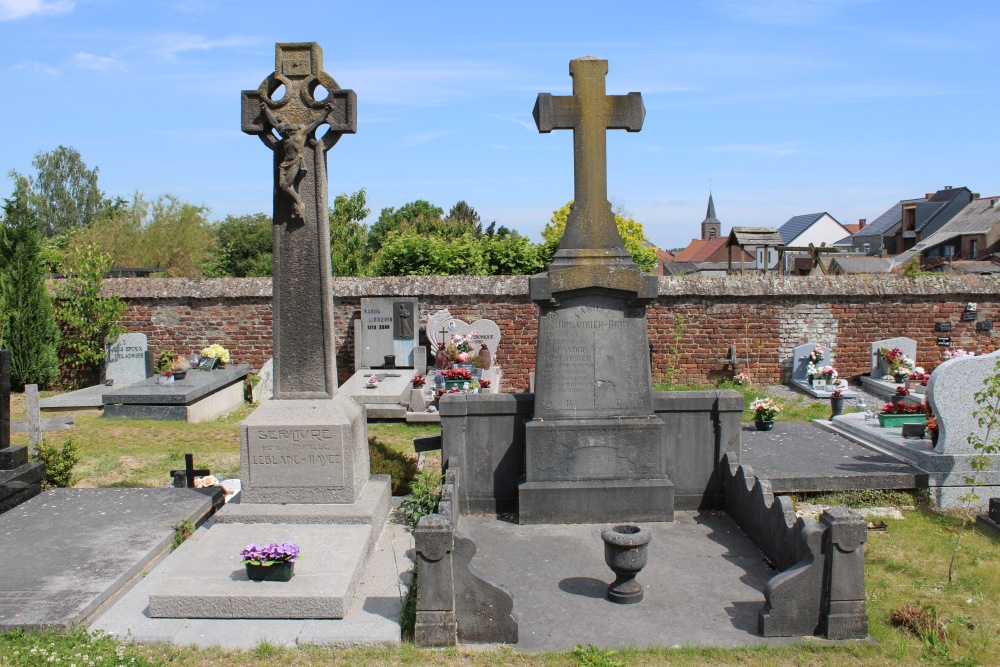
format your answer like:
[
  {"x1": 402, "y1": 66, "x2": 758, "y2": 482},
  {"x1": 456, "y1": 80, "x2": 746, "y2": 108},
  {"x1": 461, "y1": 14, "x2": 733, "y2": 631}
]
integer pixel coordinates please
[{"x1": 0, "y1": 178, "x2": 60, "y2": 389}]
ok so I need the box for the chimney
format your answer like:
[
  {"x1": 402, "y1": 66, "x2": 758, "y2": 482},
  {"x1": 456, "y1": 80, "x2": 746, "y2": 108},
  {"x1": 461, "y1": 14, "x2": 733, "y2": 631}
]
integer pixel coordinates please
[{"x1": 858, "y1": 218, "x2": 867, "y2": 230}]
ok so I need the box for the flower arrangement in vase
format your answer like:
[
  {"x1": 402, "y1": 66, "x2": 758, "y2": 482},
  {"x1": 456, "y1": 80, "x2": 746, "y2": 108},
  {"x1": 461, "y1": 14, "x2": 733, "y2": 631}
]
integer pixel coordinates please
[
  {"x1": 749, "y1": 397, "x2": 782, "y2": 430},
  {"x1": 411, "y1": 374, "x2": 426, "y2": 388},
  {"x1": 241, "y1": 541, "x2": 300, "y2": 582},
  {"x1": 200, "y1": 344, "x2": 231, "y2": 369}
]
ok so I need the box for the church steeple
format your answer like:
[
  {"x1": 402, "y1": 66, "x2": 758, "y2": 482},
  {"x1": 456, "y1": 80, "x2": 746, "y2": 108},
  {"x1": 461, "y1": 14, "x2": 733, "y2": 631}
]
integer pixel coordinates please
[{"x1": 701, "y1": 192, "x2": 721, "y2": 240}]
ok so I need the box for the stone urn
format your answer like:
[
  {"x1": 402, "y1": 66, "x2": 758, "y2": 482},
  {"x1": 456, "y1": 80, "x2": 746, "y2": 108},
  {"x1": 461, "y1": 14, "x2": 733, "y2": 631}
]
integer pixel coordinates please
[{"x1": 601, "y1": 524, "x2": 651, "y2": 604}]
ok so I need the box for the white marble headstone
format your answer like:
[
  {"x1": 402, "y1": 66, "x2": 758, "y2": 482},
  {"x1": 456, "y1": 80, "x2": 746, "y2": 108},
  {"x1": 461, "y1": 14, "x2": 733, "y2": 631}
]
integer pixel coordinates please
[
  {"x1": 105, "y1": 333, "x2": 149, "y2": 386},
  {"x1": 791, "y1": 342, "x2": 832, "y2": 381},
  {"x1": 427, "y1": 310, "x2": 501, "y2": 358},
  {"x1": 869, "y1": 337, "x2": 917, "y2": 377},
  {"x1": 928, "y1": 351, "x2": 1000, "y2": 455}
]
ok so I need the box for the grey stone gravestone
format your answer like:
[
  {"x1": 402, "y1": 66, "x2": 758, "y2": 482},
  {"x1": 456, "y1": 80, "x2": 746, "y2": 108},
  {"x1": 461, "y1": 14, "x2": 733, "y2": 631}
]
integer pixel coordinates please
[
  {"x1": 427, "y1": 312, "x2": 502, "y2": 360},
  {"x1": 928, "y1": 351, "x2": 1000, "y2": 455},
  {"x1": 357, "y1": 297, "x2": 418, "y2": 368},
  {"x1": 519, "y1": 57, "x2": 672, "y2": 524},
  {"x1": 869, "y1": 337, "x2": 917, "y2": 378},
  {"x1": 104, "y1": 333, "x2": 150, "y2": 386},
  {"x1": 791, "y1": 342, "x2": 832, "y2": 382}
]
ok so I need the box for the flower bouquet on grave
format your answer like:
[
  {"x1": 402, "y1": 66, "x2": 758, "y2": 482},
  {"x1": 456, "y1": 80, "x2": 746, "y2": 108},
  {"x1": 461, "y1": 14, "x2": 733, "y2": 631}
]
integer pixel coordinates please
[
  {"x1": 411, "y1": 374, "x2": 426, "y2": 388},
  {"x1": 819, "y1": 365, "x2": 838, "y2": 385},
  {"x1": 734, "y1": 372, "x2": 751, "y2": 386},
  {"x1": 479, "y1": 379, "x2": 491, "y2": 389},
  {"x1": 749, "y1": 397, "x2": 781, "y2": 430},
  {"x1": 241, "y1": 541, "x2": 300, "y2": 582},
  {"x1": 807, "y1": 344, "x2": 825, "y2": 364},
  {"x1": 366, "y1": 374, "x2": 379, "y2": 389},
  {"x1": 806, "y1": 362, "x2": 820, "y2": 382},
  {"x1": 199, "y1": 344, "x2": 231, "y2": 369},
  {"x1": 943, "y1": 348, "x2": 976, "y2": 360},
  {"x1": 443, "y1": 367, "x2": 472, "y2": 390},
  {"x1": 433, "y1": 372, "x2": 446, "y2": 389},
  {"x1": 926, "y1": 414, "x2": 939, "y2": 445},
  {"x1": 446, "y1": 332, "x2": 475, "y2": 365}
]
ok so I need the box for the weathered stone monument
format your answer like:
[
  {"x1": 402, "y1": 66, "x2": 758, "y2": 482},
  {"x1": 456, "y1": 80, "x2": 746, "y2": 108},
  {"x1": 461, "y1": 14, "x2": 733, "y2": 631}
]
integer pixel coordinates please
[
  {"x1": 104, "y1": 333, "x2": 151, "y2": 387},
  {"x1": 238, "y1": 42, "x2": 370, "y2": 504},
  {"x1": 147, "y1": 43, "x2": 389, "y2": 621},
  {"x1": 518, "y1": 57, "x2": 672, "y2": 523}
]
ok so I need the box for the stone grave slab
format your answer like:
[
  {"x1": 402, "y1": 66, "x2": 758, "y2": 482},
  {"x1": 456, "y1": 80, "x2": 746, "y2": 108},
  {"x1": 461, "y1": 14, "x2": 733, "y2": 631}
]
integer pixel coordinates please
[
  {"x1": 90, "y1": 517, "x2": 410, "y2": 647},
  {"x1": 459, "y1": 512, "x2": 781, "y2": 650},
  {"x1": 824, "y1": 412, "x2": 1000, "y2": 508},
  {"x1": 928, "y1": 351, "x2": 1000, "y2": 455},
  {"x1": 103, "y1": 364, "x2": 249, "y2": 422},
  {"x1": 339, "y1": 370, "x2": 415, "y2": 406},
  {"x1": 858, "y1": 376, "x2": 924, "y2": 406},
  {"x1": 740, "y1": 421, "x2": 925, "y2": 493},
  {"x1": 105, "y1": 333, "x2": 151, "y2": 386},
  {"x1": 788, "y1": 342, "x2": 856, "y2": 398},
  {"x1": 0, "y1": 488, "x2": 221, "y2": 629},
  {"x1": 39, "y1": 384, "x2": 107, "y2": 413},
  {"x1": 869, "y1": 336, "x2": 917, "y2": 378},
  {"x1": 148, "y1": 522, "x2": 373, "y2": 619},
  {"x1": 356, "y1": 297, "x2": 419, "y2": 368}
]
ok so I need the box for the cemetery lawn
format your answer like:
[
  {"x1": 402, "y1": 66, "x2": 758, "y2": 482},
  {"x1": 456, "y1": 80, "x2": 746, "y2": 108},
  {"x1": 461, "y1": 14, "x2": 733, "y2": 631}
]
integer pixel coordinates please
[{"x1": 7, "y1": 391, "x2": 435, "y2": 488}]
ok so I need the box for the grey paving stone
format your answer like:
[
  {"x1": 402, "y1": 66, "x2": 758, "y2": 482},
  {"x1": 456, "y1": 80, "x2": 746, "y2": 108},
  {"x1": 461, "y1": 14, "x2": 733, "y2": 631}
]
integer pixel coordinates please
[{"x1": 0, "y1": 488, "x2": 220, "y2": 629}]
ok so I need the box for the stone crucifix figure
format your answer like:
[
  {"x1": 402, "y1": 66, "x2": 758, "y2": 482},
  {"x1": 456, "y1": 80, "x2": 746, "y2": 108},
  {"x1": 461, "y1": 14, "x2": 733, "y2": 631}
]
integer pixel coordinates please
[{"x1": 242, "y1": 43, "x2": 356, "y2": 400}]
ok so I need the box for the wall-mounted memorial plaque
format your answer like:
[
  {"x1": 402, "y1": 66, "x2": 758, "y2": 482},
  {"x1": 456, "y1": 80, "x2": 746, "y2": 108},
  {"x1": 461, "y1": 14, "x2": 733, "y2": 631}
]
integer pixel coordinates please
[
  {"x1": 961, "y1": 311, "x2": 978, "y2": 322},
  {"x1": 977, "y1": 321, "x2": 993, "y2": 332},
  {"x1": 937, "y1": 336, "x2": 952, "y2": 346},
  {"x1": 935, "y1": 322, "x2": 952, "y2": 332}
]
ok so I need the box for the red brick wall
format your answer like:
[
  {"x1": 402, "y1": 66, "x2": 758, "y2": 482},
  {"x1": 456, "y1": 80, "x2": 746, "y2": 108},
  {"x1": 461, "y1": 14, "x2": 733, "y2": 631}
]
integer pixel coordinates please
[{"x1": 74, "y1": 274, "x2": 1000, "y2": 392}]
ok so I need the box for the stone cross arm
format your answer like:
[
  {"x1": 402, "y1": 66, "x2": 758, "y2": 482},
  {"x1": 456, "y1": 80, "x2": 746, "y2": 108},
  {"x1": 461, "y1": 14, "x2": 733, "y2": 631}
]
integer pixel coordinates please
[{"x1": 533, "y1": 91, "x2": 644, "y2": 133}]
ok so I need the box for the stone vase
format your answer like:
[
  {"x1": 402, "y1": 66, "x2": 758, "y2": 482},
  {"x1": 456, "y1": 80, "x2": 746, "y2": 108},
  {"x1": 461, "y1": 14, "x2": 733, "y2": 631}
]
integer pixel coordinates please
[
  {"x1": 478, "y1": 344, "x2": 492, "y2": 370},
  {"x1": 755, "y1": 419, "x2": 774, "y2": 431},
  {"x1": 830, "y1": 396, "x2": 845, "y2": 418},
  {"x1": 601, "y1": 524, "x2": 651, "y2": 604}
]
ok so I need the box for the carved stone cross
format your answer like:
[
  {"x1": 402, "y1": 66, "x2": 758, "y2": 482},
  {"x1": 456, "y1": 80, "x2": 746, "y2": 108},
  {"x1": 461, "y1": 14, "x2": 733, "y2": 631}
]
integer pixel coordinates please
[
  {"x1": 533, "y1": 57, "x2": 644, "y2": 259},
  {"x1": 242, "y1": 43, "x2": 356, "y2": 400}
]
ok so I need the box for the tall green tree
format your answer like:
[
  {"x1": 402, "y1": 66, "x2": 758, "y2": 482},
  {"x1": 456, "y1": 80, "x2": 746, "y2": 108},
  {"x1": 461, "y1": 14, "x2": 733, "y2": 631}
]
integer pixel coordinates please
[
  {"x1": 206, "y1": 212, "x2": 273, "y2": 277},
  {"x1": 330, "y1": 188, "x2": 371, "y2": 276},
  {"x1": 0, "y1": 178, "x2": 60, "y2": 389},
  {"x1": 447, "y1": 200, "x2": 482, "y2": 236},
  {"x1": 54, "y1": 244, "x2": 127, "y2": 387},
  {"x1": 541, "y1": 201, "x2": 658, "y2": 273},
  {"x1": 9, "y1": 146, "x2": 105, "y2": 237},
  {"x1": 367, "y1": 200, "x2": 445, "y2": 255}
]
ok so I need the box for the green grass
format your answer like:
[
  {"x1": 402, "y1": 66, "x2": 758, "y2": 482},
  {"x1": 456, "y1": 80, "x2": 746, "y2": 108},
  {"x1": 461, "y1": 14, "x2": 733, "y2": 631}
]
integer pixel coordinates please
[{"x1": 656, "y1": 380, "x2": 861, "y2": 424}]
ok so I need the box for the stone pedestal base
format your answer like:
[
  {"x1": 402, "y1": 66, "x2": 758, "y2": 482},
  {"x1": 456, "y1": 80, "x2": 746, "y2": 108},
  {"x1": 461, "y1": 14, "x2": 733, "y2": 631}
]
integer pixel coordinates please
[
  {"x1": 240, "y1": 395, "x2": 370, "y2": 504},
  {"x1": 519, "y1": 478, "x2": 674, "y2": 524}
]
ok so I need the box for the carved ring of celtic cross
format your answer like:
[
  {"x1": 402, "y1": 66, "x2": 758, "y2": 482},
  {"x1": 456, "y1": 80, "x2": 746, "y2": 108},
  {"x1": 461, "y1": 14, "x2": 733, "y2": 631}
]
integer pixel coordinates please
[{"x1": 241, "y1": 43, "x2": 357, "y2": 154}]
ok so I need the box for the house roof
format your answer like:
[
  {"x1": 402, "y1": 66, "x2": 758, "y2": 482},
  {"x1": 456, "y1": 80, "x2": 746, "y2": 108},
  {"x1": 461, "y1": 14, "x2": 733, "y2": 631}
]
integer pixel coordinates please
[
  {"x1": 662, "y1": 261, "x2": 731, "y2": 275},
  {"x1": 915, "y1": 187, "x2": 971, "y2": 233},
  {"x1": 849, "y1": 198, "x2": 923, "y2": 239},
  {"x1": 831, "y1": 256, "x2": 894, "y2": 274},
  {"x1": 778, "y1": 212, "x2": 825, "y2": 244},
  {"x1": 894, "y1": 196, "x2": 1000, "y2": 265},
  {"x1": 728, "y1": 227, "x2": 783, "y2": 247},
  {"x1": 948, "y1": 260, "x2": 1000, "y2": 274}
]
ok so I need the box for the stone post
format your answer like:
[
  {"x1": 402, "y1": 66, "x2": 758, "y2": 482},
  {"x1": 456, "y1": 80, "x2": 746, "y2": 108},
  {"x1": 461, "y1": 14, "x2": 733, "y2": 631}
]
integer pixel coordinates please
[
  {"x1": 414, "y1": 514, "x2": 458, "y2": 646},
  {"x1": 820, "y1": 507, "x2": 869, "y2": 639},
  {"x1": 1, "y1": 350, "x2": 9, "y2": 452}
]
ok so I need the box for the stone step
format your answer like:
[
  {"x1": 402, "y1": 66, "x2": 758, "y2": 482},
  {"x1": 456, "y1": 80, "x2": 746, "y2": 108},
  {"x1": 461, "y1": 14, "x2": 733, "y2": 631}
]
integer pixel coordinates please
[
  {"x1": 406, "y1": 411, "x2": 441, "y2": 423},
  {"x1": 365, "y1": 404, "x2": 407, "y2": 419}
]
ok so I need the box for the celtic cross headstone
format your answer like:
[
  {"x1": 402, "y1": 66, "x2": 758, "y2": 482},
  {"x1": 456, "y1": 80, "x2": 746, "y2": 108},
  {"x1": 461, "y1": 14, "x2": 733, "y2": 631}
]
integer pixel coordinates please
[{"x1": 242, "y1": 42, "x2": 356, "y2": 400}]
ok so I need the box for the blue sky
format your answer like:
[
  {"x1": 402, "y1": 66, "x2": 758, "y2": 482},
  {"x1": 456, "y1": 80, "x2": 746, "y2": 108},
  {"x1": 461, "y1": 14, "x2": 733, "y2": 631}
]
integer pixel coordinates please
[{"x1": 1, "y1": 0, "x2": 998, "y2": 250}]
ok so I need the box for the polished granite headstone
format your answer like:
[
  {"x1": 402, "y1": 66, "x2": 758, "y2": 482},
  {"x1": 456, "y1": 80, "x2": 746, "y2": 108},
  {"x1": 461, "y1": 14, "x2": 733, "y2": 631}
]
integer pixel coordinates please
[
  {"x1": 519, "y1": 57, "x2": 672, "y2": 524},
  {"x1": 357, "y1": 297, "x2": 418, "y2": 368}
]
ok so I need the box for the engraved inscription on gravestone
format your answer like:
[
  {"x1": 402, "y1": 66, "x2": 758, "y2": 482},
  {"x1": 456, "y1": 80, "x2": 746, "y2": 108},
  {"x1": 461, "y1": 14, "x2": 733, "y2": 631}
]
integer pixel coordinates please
[
  {"x1": 105, "y1": 333, "x2": 149, "y2": 386},
  {"x1": 359, "y1": 297, "x2": 418, "y2": 368},
  {"x1": 246, "y1": 425, "x2": 345, "y2": 488}
]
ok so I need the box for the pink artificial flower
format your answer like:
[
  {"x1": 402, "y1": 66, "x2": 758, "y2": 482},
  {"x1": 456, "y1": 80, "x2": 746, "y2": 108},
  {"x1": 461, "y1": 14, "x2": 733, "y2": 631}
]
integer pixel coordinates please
[{"x1": 457, "y1": 352, "x2": 469, "y2": 362}]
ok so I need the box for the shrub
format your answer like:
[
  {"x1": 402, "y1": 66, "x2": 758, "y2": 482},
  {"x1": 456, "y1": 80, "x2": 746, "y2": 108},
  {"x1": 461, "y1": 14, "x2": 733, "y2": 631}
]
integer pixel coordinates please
[
  {"x1": 398, "y1": 469, "x2": 442, "y2": 527},
  {"x1": 35, "y1": 436, "x2": 80, "y2": 488},
  {"x1": 368, "y1": 436, "x2": 418, "y2": 495}
]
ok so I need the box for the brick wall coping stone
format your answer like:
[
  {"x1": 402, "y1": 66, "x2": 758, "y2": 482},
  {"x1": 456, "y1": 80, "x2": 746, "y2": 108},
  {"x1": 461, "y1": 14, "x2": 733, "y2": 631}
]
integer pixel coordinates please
[{"x1": 45, "y1": 274, "x2": 1000, "y2": 300}]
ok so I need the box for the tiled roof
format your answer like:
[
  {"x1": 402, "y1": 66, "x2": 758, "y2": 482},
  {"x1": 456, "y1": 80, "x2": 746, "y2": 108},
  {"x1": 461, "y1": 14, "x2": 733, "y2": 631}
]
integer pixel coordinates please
[
  {"x1": 728, "y1": 227, "x2": 783, "y2": 246},
  {"x1": 831, "y1": 256, "x2": 894, "y2": 274},
  {"x1": 894, "y1": 197, "x2": 1000, "y2": 264},
  {"x1": 778, "y1": 213, "x2": 825, "y2": 244}
]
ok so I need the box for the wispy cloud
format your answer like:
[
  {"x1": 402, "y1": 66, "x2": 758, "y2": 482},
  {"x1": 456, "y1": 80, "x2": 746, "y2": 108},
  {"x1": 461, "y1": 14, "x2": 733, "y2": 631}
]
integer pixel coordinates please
[
  {"x1": 339, "y1": 61, "x2": 508, "y2": 106},
  {"x1": 705, "y1": 143, "x2": 799, "y2": 157},
  {"x1": 151, "y1": 33, "x2": 255, "y2": 60},
  {"x1": 402, "y1": 129, "x2": 459, "y2": 146},
  {"x1": 11, "y1": 59, "x2": 60, "y2": 75},
  {"x1": 0, "y1": 0, "x2": 73, "y2": 21},
  {"x1": 73, "y1": 52, "x2": 121, "y2": 71},
  {"x1": 708, "y1": 0, "x2": 881, "y2": 26},
  {"x1": 491, "y1": 114, "x2": 535, "y2": 131}
]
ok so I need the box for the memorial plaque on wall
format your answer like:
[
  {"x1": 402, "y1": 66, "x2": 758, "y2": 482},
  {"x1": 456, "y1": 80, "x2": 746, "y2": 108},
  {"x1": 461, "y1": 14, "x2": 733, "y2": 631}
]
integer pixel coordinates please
[
  {"x1": 961, "y1": 310, "x2": 978, "y2": 321},
  {"x1": 935, "y1": 322, "x2": 952, "y2": 332},
  {"x1": 937, "y1": 336, "x2": 952, "y2": 346},
  {"x1": 977, "y1": 321, "x2": 994, "y2": 332}
]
